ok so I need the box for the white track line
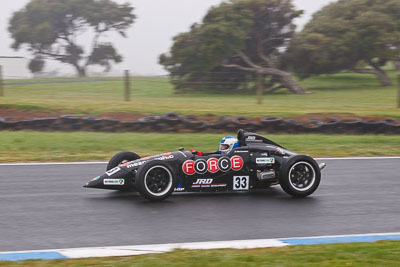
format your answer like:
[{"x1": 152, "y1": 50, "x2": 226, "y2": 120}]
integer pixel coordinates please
[
  {"x1": 279, "y1": 231, "x2": 400, "y2": 240},
  {"x1": 0, "y1": 156, "x2": 399, "y2": 166},
  {"x1": 1, "y1": 232, "x2": 400, "y2": 261}
]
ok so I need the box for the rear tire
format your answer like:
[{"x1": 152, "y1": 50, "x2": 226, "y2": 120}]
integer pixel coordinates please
[
  {"x1": 135, "y1": 160, "x2": 176, "y2": 201},
  {"x1": 279, "y1": 155, "x2": 321, "y2": 197},
  {"x1": 106, "y1": 151, "x2": 141, "y2": 171}
]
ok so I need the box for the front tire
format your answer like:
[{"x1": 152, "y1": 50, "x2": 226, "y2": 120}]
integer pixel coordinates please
[
  {"x1": 279, "y1": 155, "x2": 321, "y2": 197},
  {"x1": 106, "y1": 151, "x2": 141, "y2": 171},
  {"x1": 135, "y1": 160, "x2": 176, "y2": 201}
]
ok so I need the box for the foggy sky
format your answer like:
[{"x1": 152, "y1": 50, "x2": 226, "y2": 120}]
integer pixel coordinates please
[{"x1": 0, "y1": 0, "x2": 334, "y2": 75}]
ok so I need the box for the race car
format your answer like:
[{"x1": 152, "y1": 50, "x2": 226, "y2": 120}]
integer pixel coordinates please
[{"x1": 84, "y1": 130, "x2": 326, "y2": 201}]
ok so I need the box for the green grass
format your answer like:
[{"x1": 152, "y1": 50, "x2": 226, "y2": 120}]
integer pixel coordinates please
[
  {"x1": 2, "y1": 241, "x2": 400, "y2": 266},
  {"x1": 1, "y1": 71, "x2": 399, "y2": 118},
  {"x1": 0, "y1": 131, "x2": 398, "y2": 162}
]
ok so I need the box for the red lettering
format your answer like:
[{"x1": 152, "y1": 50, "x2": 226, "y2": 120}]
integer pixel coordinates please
[
  {"x1": 182, "y1": 160, "x2": 195, "y2": 175},
  {"x1": 231, "y1": 156, "x2": 244, "y2": 171},
  {"x1": 207, "y1": 158, "x2": 219, "y2": 173}
]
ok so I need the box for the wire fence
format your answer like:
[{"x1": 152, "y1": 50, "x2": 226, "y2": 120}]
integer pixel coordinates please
[{"x1": 0, "y1": 66, "x2": 399, "y2": 106}]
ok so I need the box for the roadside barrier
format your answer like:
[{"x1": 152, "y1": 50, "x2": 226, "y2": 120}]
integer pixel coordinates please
[
  {"x1": 260, "y1": 116, "x2": 283, "y2": 132},
  {"x1": 182, "y1": 115, "x2": 205, "y2": 129},
  {"x1": 319, "y1": 118, "x2": 341, "y2": 134},
  {"x1": 0, "y1": 114, "x2": 398, "y2": 134}
]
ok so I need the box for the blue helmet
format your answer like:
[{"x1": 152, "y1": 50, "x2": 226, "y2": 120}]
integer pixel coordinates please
[{"x1": 218, "y1": 136, "x2": 240, "y2": 154}]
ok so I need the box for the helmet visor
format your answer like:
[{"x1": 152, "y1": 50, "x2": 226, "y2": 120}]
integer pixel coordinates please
[{"x1": 220, "y1": 144, "x2": 230, "y2": 151}]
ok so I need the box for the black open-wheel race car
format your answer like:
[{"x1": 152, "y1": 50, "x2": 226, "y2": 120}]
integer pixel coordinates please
[{"x1": 84, "y1": 130, "x2": 326, "y2": 201}]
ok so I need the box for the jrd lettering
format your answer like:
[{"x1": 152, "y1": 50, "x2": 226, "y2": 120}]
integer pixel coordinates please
[{"x1": 193, "y1": 179, "x2": 213, "y2": 185}]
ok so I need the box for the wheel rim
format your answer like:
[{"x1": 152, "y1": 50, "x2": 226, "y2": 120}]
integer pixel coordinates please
[
  {"x1": 144, "y1": 166, "x2": 173, "y2": 196},
  {"x1": 288, "y1": 161, "x2": 316, "y2": 192}
]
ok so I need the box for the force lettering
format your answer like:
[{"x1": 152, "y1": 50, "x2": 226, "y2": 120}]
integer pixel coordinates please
[{"x1": 182, "y1": 156, "x2": 244, "y2": 175}]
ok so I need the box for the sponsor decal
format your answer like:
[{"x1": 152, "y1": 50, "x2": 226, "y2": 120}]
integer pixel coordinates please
[
  {"x1": 127, "y1": 154, "x2": 174, "y2": 169},
  {"x1": 231, "y1": 156, "x2": 244, "y2": 171},
  {"x1": 191, "y1": 178, "x2": 227, "y2": 188},
  {"x1": 153, "y1": 154, "x2": 174, "y2": 161},
  {"x1": 233, "y1": 176, "x2": 249, "y2": 191},
  {"x1": 182, "y1": 160, "x2": 196, "y2": 175},
  {"x1": 193, "y1": 178, "x2": 213, "y2": 185},
  {"x1": 235, "y1": 150, "x2": 249, "y2": 153},
  {"x1": 91, "y1": 176, "x2": 101, "y2": 181},
  {"x1": 246, "y1": 136, "x2": 262, "y2": 142},
  {"x1": 182, "y1": 156, "x2": 244, "y2": 175},
  {"x1": 207, "y1": 158, "x2": 219, "y2": 173},
  {"x1": 104, "y1": 179, "x2": 125, "y2": 185},
  {"x1": 174, "y1": 184, "x2": 185, "y2": 192},
  {"x1": 195, "y1": 159, "x2": 208, "y2": 174},
  {"x1": 218, "y1": 157, "x2": 231, "y2": 172},
  {"x1": 261, "y1": 153, "x2": 269, "y2": 156},
  {"x1": 105, "y1": 167, "x2": 121, "y2": 176},
  {"x1": 174, "y1": 187, "x2": 185, "y2": 192},
  {"x1": 256, "y1": 157, "x2": 275, "y2": 164},
  {"x1": 127, "y1": 160, "x2": 147, "y2": 168}
]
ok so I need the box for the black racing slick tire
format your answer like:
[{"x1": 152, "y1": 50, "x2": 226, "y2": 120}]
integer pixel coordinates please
[
  {"x1": 279, "y1": 155, "x2": 321, "y2": 198},
  {"x1": 106, "y1": 151, "x2": 141, "y2": 171},
  {"x1": 135, "y1": 160, "x2": 176, "y2": 201}
]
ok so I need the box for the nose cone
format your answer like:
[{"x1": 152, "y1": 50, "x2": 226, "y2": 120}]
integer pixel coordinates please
[
  {"x1": 84, "y1": 176, "x2": 103, "y2": 188},
  {"x1": 84, "y1": 173, "x2": 132, "y2": 191}
]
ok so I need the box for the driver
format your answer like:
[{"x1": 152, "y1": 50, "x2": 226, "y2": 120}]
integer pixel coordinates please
[
  {"x1": 218, "y1": 136, "x2": 240, "y2": 154},
  {"x1": 190, "y1": 136, "x2": 240, "y2": 156}
]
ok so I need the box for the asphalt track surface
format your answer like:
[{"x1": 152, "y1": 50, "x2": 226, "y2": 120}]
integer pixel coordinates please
[{"x1": 1, "y1": 158, "x2": 399, "y2": 252}]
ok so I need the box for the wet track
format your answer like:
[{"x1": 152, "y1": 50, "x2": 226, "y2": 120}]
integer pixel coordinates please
[{"x1": 0, "y1": 158, "x2": 400, "y2": 252}]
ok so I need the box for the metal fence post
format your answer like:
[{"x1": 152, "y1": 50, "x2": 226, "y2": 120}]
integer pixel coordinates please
[
  {"x1": 124, "y1": 70, "x2": 131, "y2": 102},
  {"x1": 0, "y1": 65, "x2": 3, "y2": 97}
]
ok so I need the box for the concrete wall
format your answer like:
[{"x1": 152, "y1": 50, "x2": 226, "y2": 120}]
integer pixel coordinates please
[{"x1": 0, "y1": 57, "x2": 32, "y2": 79}]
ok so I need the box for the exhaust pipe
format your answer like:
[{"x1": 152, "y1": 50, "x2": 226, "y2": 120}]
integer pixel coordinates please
[{"x1": 319, "y1": 162, "x2": 326, "y2": 170}]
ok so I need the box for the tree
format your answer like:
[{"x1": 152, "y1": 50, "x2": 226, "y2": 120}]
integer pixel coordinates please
[
  {"x1": 287, "y1": 0, "x2": 400, "y2": 86},
  {"x1": 9, "y1": 0, "x2": 135, "y2": 77},
  {"x1": 160, "y1": 0, "x2": 308, "y2": 94},
  {"x1": 28, "y1": 56, "x2": 45, "y2": 74}
]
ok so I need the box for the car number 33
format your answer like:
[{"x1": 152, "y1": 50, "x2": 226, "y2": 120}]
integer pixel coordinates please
[{"x1": 233, "y1": 176, "x2": 249, "y2": 191}]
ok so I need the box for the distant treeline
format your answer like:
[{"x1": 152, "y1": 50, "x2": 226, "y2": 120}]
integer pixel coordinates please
[{"x1": 8, "y1": 0, "x2": 400, "y2": 94}]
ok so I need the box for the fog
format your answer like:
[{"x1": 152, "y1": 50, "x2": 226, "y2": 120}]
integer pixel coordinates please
[{"x1": 0, "y1": 0, "x2": 333, "y2": 75}]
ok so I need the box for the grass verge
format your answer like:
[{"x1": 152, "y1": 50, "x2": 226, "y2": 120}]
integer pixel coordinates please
[
  {"x1": 1, "y1": 71, "x2": 400, "y2": 118},
  {"x1": 0, "y1": 131, "x2": 399, "y2": 162},
  {"x1": 1, "y1": 241, "x2": 400, "y2": 266}
]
